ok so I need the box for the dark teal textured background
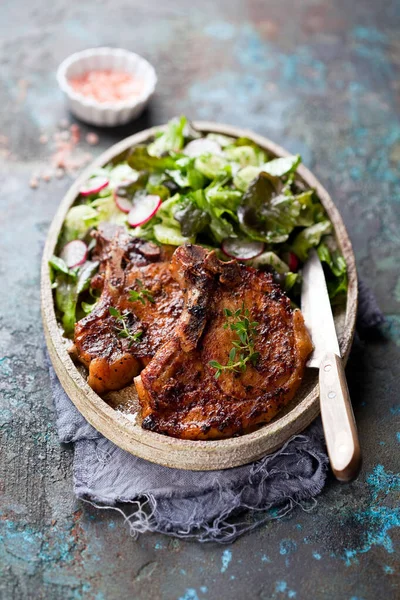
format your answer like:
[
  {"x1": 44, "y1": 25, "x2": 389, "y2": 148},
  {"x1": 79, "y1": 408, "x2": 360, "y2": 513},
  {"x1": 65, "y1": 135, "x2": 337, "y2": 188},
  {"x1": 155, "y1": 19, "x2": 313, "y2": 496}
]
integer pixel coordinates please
[{"x1": 0, "y1": 1, "x2": 399, "y2": 599}]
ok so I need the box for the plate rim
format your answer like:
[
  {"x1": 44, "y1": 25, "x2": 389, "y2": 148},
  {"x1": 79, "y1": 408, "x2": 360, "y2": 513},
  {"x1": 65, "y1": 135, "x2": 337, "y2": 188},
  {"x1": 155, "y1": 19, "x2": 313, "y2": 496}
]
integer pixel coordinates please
[{"x1": 41, "y1": 121, "x2": 358, "y2": 470}]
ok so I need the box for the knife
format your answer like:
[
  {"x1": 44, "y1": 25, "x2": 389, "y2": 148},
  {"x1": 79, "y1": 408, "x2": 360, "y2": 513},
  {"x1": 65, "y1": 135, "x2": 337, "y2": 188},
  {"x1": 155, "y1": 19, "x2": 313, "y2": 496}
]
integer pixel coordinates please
[{"x1": 301, "y1": 249, "x2": 361, "y2": 482}]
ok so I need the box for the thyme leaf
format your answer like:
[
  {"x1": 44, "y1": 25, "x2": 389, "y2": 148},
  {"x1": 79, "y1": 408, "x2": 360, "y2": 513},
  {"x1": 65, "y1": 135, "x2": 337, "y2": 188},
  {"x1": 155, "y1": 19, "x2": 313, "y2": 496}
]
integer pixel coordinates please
[
  {"x1": 109, "y1": 307, "x2": 143, "y2": 348},
  {"x1": 209, "y1": 303, "x2": 259, "y2": 379},
  {"x1": 129, "y1": 279, "x2": 155, "y2": 305}
]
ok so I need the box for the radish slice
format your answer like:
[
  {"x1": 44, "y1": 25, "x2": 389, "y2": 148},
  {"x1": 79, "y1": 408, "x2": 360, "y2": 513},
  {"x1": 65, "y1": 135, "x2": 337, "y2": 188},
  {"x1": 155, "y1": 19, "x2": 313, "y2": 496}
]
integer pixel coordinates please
[
  {"x1": 79, "y1": 176, "x2": 109, "y2": 196},
  {"x1": 184, "y1": 138, "x2": 222, "y2": 158},
  {"x1": 60, "y1": 240, "x2": 88, "y2": 268},
  {"x1": 288, "y1": 252, "x2": 299, "y2": 272},
  {"x1": 222, "y1": 238, "x2": 264, "y2": 261},
  {"x1": 127, "y1": 195, "x2": 161, "y2": 227},
  {"x1": 113, "y1": 179, "x2": 143, "y2": 213},
  {"x1": 114, "y1": 191, "x2": 132, "y2": 214}
]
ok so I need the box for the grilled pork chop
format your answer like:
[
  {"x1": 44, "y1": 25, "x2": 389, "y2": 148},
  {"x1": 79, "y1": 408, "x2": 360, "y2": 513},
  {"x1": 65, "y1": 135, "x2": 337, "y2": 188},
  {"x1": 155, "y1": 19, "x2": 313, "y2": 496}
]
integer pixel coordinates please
[
  {"x1": 71, "y1": 225, "x2": 184, "y2": 394},
  {"x1": 135, "y1": 245, "x2": 313, "y2": 440}
]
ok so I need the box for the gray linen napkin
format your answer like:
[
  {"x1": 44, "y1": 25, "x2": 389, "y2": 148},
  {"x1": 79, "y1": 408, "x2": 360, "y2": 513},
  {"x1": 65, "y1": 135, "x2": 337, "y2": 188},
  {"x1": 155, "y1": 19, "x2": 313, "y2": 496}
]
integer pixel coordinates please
[{"x1": 49, "y1": 282, "x2": 383, "y2": 542}]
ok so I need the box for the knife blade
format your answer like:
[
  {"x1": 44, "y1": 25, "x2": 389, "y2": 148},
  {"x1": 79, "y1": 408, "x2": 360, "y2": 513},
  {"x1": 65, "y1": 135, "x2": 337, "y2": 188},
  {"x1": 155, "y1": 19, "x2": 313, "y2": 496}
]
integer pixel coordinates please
[
  {"x1": 301, "y1": 248, "x2": 361, "y2": 482},
  {"x1": 301, "y1": 248, "x2": 340, "y2": 366}
]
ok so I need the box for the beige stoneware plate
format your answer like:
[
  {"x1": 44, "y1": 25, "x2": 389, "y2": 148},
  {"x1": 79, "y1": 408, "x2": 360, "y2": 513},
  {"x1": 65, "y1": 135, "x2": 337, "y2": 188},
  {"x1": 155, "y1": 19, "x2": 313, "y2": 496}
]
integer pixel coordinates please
[{"x1": 41, "y1": 122, "x2": 358, "y2": 470}]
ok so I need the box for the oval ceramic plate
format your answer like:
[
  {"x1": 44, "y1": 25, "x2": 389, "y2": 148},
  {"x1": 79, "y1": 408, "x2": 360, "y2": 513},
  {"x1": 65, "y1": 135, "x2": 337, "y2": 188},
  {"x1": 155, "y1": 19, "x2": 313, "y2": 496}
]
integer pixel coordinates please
[{"x1": 41, "y1": 122, "x2": 358, "y2": 470}]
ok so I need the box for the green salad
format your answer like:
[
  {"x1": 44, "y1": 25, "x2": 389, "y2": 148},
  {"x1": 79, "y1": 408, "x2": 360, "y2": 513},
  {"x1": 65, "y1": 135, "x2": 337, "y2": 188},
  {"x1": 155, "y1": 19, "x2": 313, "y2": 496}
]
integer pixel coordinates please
[{"x1": 50, "y1": 116, "x2": 347, "y2": 336}]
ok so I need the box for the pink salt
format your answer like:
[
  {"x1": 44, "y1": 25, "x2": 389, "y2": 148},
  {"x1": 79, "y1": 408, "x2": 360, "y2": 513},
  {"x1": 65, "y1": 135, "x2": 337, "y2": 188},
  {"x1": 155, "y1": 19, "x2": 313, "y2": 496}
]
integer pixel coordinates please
[{"x1": 68, "y1": 70, "x2": 143, "y2": 103}]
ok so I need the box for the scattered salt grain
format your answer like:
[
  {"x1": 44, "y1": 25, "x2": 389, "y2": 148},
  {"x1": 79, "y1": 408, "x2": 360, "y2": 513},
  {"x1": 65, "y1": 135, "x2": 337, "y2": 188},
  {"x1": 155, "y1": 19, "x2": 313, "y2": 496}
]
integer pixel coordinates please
[
  {"x1": 70, "y1": 123, "x2": 81, "y2": 144},
  {"x1": 28, "y1": 120, "x2": 101, "y2": 188},
  {"x1": 86, "y1": 132, "x2": 99, "y2": 146}
]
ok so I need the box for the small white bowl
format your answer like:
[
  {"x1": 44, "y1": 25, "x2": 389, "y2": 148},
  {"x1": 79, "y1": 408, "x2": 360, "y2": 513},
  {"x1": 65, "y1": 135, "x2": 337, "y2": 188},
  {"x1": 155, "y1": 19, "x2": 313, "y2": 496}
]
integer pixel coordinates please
[{"x1": 57, "y1": 47, "x2": 157, "y2": 127}]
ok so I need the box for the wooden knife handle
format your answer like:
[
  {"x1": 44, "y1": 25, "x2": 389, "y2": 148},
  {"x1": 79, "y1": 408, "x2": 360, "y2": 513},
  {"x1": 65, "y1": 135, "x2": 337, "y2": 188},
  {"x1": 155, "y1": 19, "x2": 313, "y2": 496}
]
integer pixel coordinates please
[{"x1": 319, "y1": 352, "x2": 361, "y2": 482}]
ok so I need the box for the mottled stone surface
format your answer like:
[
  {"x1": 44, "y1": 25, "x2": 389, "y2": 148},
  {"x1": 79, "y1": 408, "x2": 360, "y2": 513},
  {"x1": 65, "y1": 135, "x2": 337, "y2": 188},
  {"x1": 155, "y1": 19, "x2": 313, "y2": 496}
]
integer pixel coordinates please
[{"x1": 0, "y1": 1, "x2": 399, "y2": 599}]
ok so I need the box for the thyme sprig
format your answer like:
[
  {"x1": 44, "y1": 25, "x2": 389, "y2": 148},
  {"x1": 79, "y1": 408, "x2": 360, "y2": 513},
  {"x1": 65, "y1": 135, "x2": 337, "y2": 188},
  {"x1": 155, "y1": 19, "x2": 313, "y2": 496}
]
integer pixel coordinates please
[
  {"x1": 109, "y1": 307, "x2": 143, "y2": 348},
  {"x1": 129, "y1": 279, "x2": 155, "y2": 305},
  {"x1": 209, "y1": 303, "x2": 260, "y2": 379}
]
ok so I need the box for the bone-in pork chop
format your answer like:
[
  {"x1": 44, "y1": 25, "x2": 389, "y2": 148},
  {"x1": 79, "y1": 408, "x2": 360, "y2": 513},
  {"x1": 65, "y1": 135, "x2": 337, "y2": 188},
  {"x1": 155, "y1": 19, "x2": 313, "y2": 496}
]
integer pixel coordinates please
[
  {"x1": 71, "y1": 225, "x2": 184, "y2": 394},
  {"x1": 134, "y1": 245, "x2": 313, "y2": 440}
]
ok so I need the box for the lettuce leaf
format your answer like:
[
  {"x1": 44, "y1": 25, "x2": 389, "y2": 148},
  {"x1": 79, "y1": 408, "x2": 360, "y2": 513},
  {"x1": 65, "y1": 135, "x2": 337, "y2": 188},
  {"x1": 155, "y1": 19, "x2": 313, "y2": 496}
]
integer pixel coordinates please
[
  {"x1": 227, "y1": 137, "x2": 268, "y2": 164},
  {"x1": 55, "y1": 275, "x2": 77, "y2": 334},
  {"x1": 61, "y1": 205, "x2": 99, "y2": 245},
  {"x1": 187, "y1": 165, "x2": 207, "y2": 190},
  {"x1": 53, "y1": 260, "x2": 99, "y2": 335},
  {"x1": 238, "y1": 172, "x2": 302, "y2": 243},
  {"x1": 90, "y1": 195, "x2": 127, "y2": 225},
  {"x1": 166, "y1": 162, "x2": 206, "y2": 191},
  {"x1": 206, "y1": 133, "x2": 236, "y2": 147},
  {"x1": 153, "y1": 224, "x2": 193, "y2": 245},
  {"x1": 76, "y1": 261, "x2": 99, "y2": 295},
  {"x1": 231, "y1": 153, "x2": 300, "y2": 191},
  {"x1": 284, "y1": 272, "x2": 300, "y2": 292},
  {"x1": 128, "y1": 146, "x2": 178, "y2": 171},
  {"x1": 145, "y1": 172, "x2": 172, "y2": 200},
  {"x1": 49, "y1": 255, "x2": 70, "y2": 276},
  {"x1": 148, "y1": 116, "x2": 187, "y2": 157},
  {"x1": 205, "y1": 176, "x2": 242, "y2": 211},
  {"x1": 155, "y1": 194, "x2": 183, "y2": 226},
  {"x1": 194, "y1": 154, "x2": 230, "y2": 179},
  {"x1": 317, "y1": 242, "x2": 347, "y2": 277},
  {"x1": 290, "y1": 221, "x2": 332, "y2": 261},
  {"x1": 295, "y1": 190, "x2": 325, "y2": 226},
  {"x1": 88, "y1": 164, "x2": 140, "y2": 200},
  {"x1": 233, "y1": 166, "x2": 260, "y2": 192},
  {"x1": 249, "y1": 251, "x2": 290, "y2": 273},
  {"x1": 225, "y1": 145, "x2": 263, "y2": 167},
  {"x1": 262, "y1": 154, "x2": 301, "y2": 177},
  {"x1": 193, "y1": 188, "x2": 237, "y2": 242},
  {"x1": 81, "y1": 300, "x2": 98, "y2": 315},
  {"x1": 317, "y1": 242, "x2": 348, "y2": 300},
  {"x1": 174, "y1": 198, "x2": 211, "y2": 237}
]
